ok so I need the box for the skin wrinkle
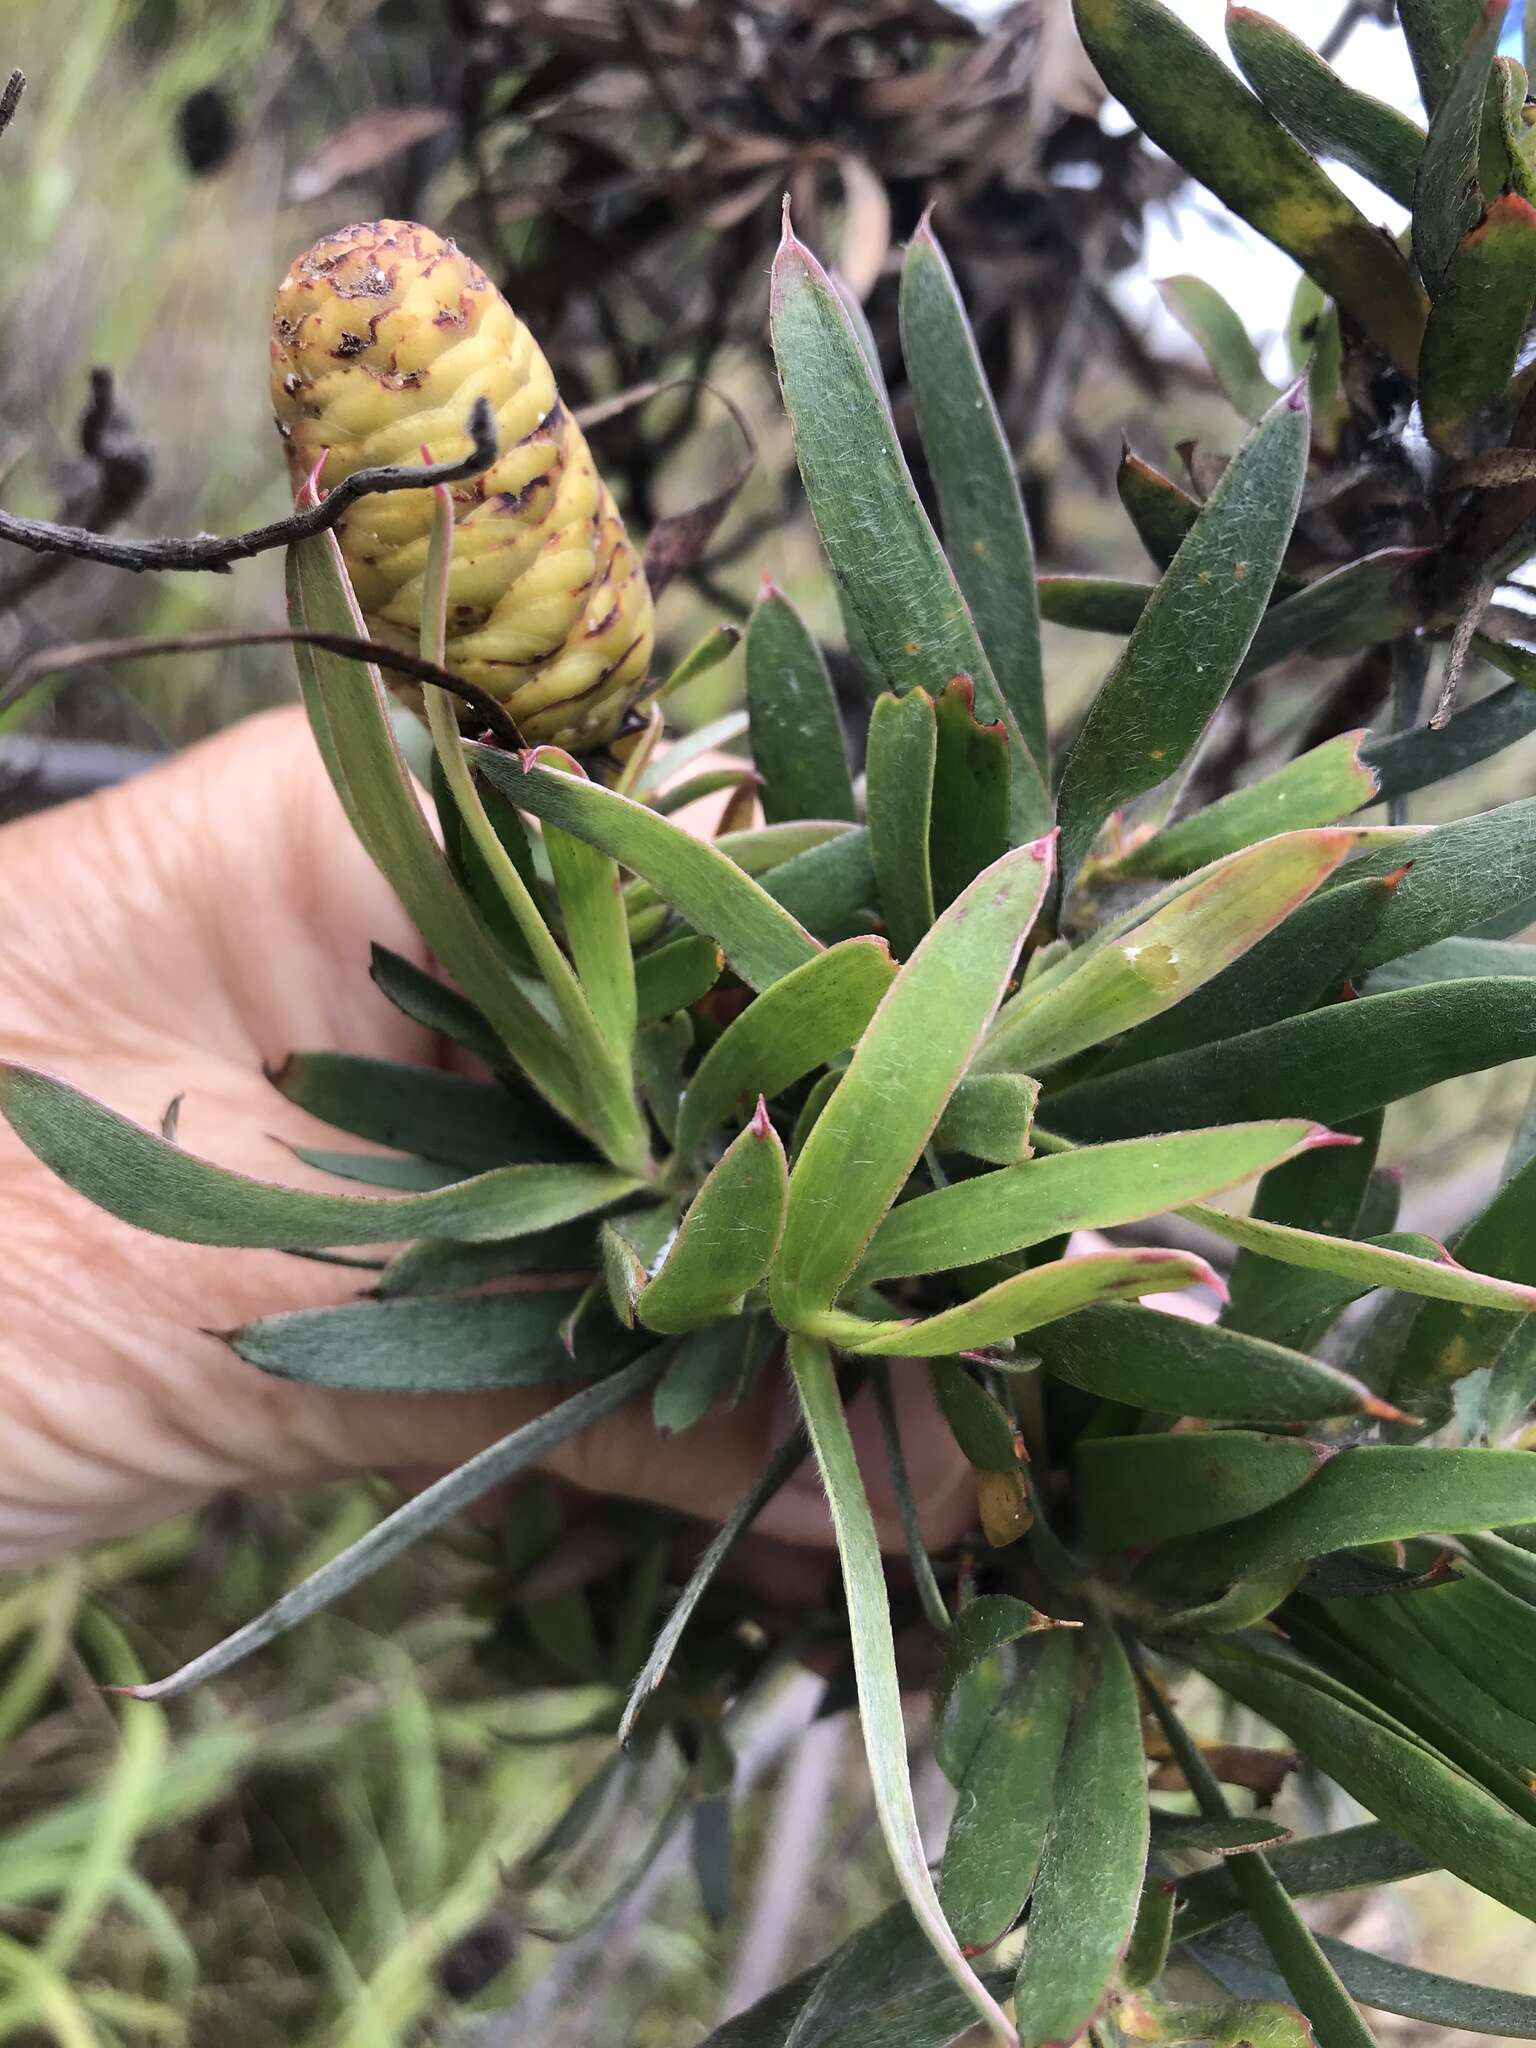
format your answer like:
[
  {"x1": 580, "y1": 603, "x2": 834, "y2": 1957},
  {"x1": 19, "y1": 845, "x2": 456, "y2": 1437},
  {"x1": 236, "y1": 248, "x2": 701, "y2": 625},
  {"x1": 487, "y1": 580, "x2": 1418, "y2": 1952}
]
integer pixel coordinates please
[{"x1": 0, "y1": 707, "x2": 972, "y2": 1571}]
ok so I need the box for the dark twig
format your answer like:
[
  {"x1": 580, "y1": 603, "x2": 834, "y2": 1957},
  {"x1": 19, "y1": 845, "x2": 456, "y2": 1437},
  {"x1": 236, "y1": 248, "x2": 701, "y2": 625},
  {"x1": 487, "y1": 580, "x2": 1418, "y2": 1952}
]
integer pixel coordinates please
[
  {"x1": 1431, "y1": 577, "x2": 1496, "y2": 729},
  {"x1": 0, "y1": 70, "x2": 24, "y2": 140},
  {"x1": 0, "y1": 624, "x2": 525, "y2": 748},
  {"x1": 0, "y1": 397, "x2": 497, "y2": 579},
  {"x1": 0, "y1": 369, "x2": 153, "y2": 610}
]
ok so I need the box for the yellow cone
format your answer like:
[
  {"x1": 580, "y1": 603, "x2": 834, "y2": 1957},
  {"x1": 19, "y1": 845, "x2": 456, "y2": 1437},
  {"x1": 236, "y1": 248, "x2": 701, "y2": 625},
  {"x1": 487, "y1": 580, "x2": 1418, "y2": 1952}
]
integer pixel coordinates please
[{"x1": 271, "y1": 219, "x2": 654, "y2": 752}]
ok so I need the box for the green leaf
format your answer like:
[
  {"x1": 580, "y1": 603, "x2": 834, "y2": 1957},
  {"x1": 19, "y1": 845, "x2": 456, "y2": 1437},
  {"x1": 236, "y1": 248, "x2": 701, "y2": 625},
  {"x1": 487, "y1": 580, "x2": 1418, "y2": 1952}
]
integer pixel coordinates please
[
  {"x1": 929, "y1": 1362, "x2": 1024, "y2": 1471},
  {"x1": 1368, "y1": 934, "x2": 1536, "y2": 992},
  {"x1": 988, "y1": 829, "x2": 1355, "y2": 1071},
  {"x1": 1117, "y1": 446, "x2": 1200, "y2": 571},
  {"x1": 226, "y1": 1290, "x2": 626, "y2": 1391},
  {"x1": 1396, "y1": 1567, "x2": 1536, "y2": 1724},
  {"x1": 1226, "y1": 8, "x2": 1423, "y2": 208},
  {"x1": 771, "y1": 843, "x2": 1053, "y2": 1329},
  {"x1": 787, "y1": 1336, "x2": 1014, "y2": 2046},
  {"x1": 1110, "y1": 739, "x2": 1378, "y2": 881},
  {"x1": 1013, "y1": 1628, "x2": 1148, "y2": 2048},
  {"x1": 1198, "y1": 1920, "x2": 1536, "y2": 2036},
  {"x1": 1100, "y1": 870, "x2": 1397, "y2": 1070},
  {"x1": 1054, "y1": 387, "x2": 1310, "y2": 893},
  {"x1": 0, "y1": 1066, "x2": 641, "y2": 1249},
  {"x1": 1048, "y1": 979, "x2": 1536, "y2": 1140},
  {"x1": 933, "y1": 1074, "x2": 1040, "y2": 1166},
  {"x1": 271, "y1": 1050, "x2": 582, "y2": 1171},
  {"x1": 770, "y1": 221, "x2": 1051, "y2": 844},
  {"x1": 373, "y1": 1221, "x2": 597, "y2": 1297},
  {"x1": 657, "y1": 620, "x2": 743, "y2": 701},
  {"x1": 865, "y1": 688, "x2": 938, "y2": 958},
  {"x1": 1421, "y1": 195, "x2": 1536, "y2": 453},
  {"x1": 857, "y1": 1122, "x2": 1330, "y2": 1284},
  {"x1": 1400, "y1": 0, "x2": 1486, "y2": 114},
  {"x1": 119, "y1": 1350, "x2": 665, "y2": 1702},
  {"x1": 1037, "y1": 577, "x2": 1152, "y2": 637},
  {"x1": 1031, "y1": 1305, "x2": 1402, "y2": 1424},
  {"x1": 1223, "y1": 1110, "x2": 1383, "y2": 1341},
  {"x1": 760, "y1": 825, "x2": 882, "y2": 945},
  {"x1": 930, "y1": 678, "x2": 1012, "y2": 917},
  {"x1": 652, "y1": 1317, "x2": 759, "y2": 1434},
  {"x1": 474, "y1": 748, "x2": 821, "y2": 994},
  {"x1": 836, "y1": 1248, "x2": 1218, "y2": 1357},
  {"x1": 675, "y1": 937, "x2": 897, "y2": 1160},
  {"x1": 1157, "y1": 275, "x2": 1281, "y2": 421},
  {"x1": 1238, "y1": 549, "x2": 1426, "y2": 680},
  {"x1": 1346, "y1": 797, "x2": 1536, "y2": 970},
  {"x1": 1162, "y1": 1445, "x2": 1536, "y2": 1587},
  {"x1": 1184, "y1": 1633, "x2": 1536, "y2": 1921},
  {"x1": 1364, "y1": 667, "x2": 1536, "y2": 805},
  {"x1": 540, "y1": 764, "x2": 637, "y2": 1063},
  {"x1": 637, "y1": 1107, "x2": 788, "y2": 1333},
  {"x1": 366, "y1": 945, "x2": 506, "y2": 1070},
  {"x1": 1412, "y1": 1, "x2": 1506, "y2": 294},
  {"x1": 1073, "y1": 1431, "x2": 1324, "y2": 1553},
  {"x1": 634, "y1": 934, "x2": 722, "y2": 1024},
  {"x1": 1173, "y1": 1822, "x2": 1435, "y2": 1941},
  {"x1": 1150, "y1": 1813, "x2": 1293, "y2": 1856},
  {"x1": 282, "y1": 1146, "x2": 459, "y2": 1191},
  {"x1": 939, "y1": 1631, "x2": 1075, "y2": 1953},
  {"x1": 1121, "y1": 1882, "x2": 1176, "y2": 1991},
  {"x1": 1073, "y1": 0, "x2": 1426, "y2": 373},
  {"x1": 1391, "y1": 1152, "x2": 1536, "y2": 1422},
  {"x1": 745, "y1": 586, "x2": 857, "y2": 826},
  {"x1": 287, "y1": 533, "x2": 584, "y2": 1130},
  {"x1": 901, "y1": 219, "x2": 1048, "y2": 776}
]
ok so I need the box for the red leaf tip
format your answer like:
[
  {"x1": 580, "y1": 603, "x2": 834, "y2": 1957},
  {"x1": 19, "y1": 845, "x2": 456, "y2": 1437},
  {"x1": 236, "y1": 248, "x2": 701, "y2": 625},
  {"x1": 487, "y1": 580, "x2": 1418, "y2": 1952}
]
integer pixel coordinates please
[
  {"x1": 1283, "y1": 373, "x2": 1309, "y2": 413},
  {"x1": 1363, "y1": 1395, "x2": 1421, "y2": 1425},
  {"x1": 1303, "y1": 1125, "x2": 1362, "y2": 1151},
  {"x1": 750, "y1": 1095, "x2": 773, "y2": 1139}
]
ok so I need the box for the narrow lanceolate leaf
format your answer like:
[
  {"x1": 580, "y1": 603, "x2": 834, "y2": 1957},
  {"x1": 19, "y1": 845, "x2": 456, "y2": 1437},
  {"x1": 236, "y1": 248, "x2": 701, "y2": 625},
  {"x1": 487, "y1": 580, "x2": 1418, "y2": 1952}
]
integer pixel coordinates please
[
  {"x1": 1117, "y1": 447, "x2": 1200, "y2": 570},
  {"x1": 930, "y1": 678, "x2": 1011, "y2": 915},
  {"x1": 1400, "y1": 0, "x2": 1486, "y2": 113},
  {"x1": 1157, "y1": 275, "x2": 1281, "y2": 421},
  {"x1": 636, "y1": 1108, "x2": 788, "y2": 1334},
  {"x1": 838, "y1": 1249, "x2": 1219, "y2": 1357},
  {"x1": 474, "y1": 746, "x2": 821, "y2": 993},
  {"x1": 901, "y1": 220, "x2": 1048, "y2": 776},
  {"x1": 771, "y1": 842, "x2": 1053, "y2": 1329},
  {"x1": 367, "y1": 946, "x2": 507, "y2": 1070},
  {"x1": 935, "y1": 1596, "x2": 1058, "y2": 1728},
  {"x1": 1173, "y1": 1822, "x2": 1437, "y2": 1941},
  {"x1": 1073, "y1": 0, "x2": 1427, "y2": 374},
  {"x1": 930, "y1": 1361, "x2": 1024, "y2": 1471},
  {"x1": 539, "y1": 761, "x2": 637, "y2": 1062},
  {"x1": 1240, "y1": 549, "x2": 1427, "y2": 681},
  {"x1": 1420, "y1": 196, "x2": 1536, "y2": 453},
  {"x1": 1073, "y1": 1431, "x2": 1326, "y2": 1553},
  {"x1": 1413, "y1": 2, "x2": 1506, "y2": 294},
  {"x1": 991, "y1": 829, "x2": 1356, "y2": 1073},
  {"x1": 1036, "y1": 577, "x2": 1153, "y2": 636},
  {"x1": 1365, "y1": 665, "x2": 1536, "y2": 804},
  {"x1": 769, "y1": 220, "x2": 1051, "y2": 843},
  {"x1": 0, "y1": 1067, "x2": 640, "y2": 1249},
  {"x1": 1054, "y1": 386, "x2": 1309, "y2": 893},
  {"x1": 1183, "y1": 1634, "x2": 1536, "y2": 1922},
  {"x1": 1368, "y1": 935, "x2": 1536, "y2": 993},
  {"x1": 745, "y1": 586, "x2": 857, "y2": 826},
  {"x1": 1391, "y1": 1152, "x2": 1536, "y2": 1422},
  {"x1": 1110, "y1": 739, "x2": 1378, "y2": 880},
  {"x1": 675, "y1": 937, "x2": 896, "y2": 1160},
  {"x1": 933, "y1": 1074, "x2": 1040, "y2": 1166},
  {"x1": 759, "y1": 827, "x2": 880, "y2": 946},
  {"x1": 271, "y1": 1050, "x2": 583, "y2": 1170},
  {"x1": 1227, "y1": 8, "x2": 1424, "y2": 209},
  {"x1": 788, "y1": 1336, "x2": 1017, "y2": 2048},
  {"x1": 1048, "y1": 979, "x2": 1536, "y2": 1140},
  {"x1": 857, "y1": 1122, "x2": 1333, "y2": 1284},
  {"x1": 865, "y1": 688, "x2": 938, "y2": 958},
  {"x1": 1031, "y1": 1305, "x2": 1402, "y2": 1424},
  {"x1": 287, "y1": 534, "x2": 584, "y2": 1129},
  {"x1": 635, "y1": 934, "x2": 722, "y2": 1023},
  {"x1": 1223, "y1": 1110, "x2": 1383, "y2": 1341},
  {"x1": 1013, "y1": 1629, "x2": 1149, "y2": 2048},
  {"x1": 226, "y1": 1290, "x2": 636, "y2": 1392},
  {"x1": 119, "y1": 1350, "x2": 665, "y2": 1703},
  {"x1": 940, "y1": 1632, "x2": 1075, "y2": 1954},
  {"x1": 1163, "y1": 1446, "x2": 1536, "y2": 1587}
]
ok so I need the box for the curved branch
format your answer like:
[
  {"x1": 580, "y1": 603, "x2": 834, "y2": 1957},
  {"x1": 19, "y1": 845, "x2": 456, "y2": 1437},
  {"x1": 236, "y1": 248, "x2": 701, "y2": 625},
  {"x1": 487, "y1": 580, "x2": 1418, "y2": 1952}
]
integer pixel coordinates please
[{"x1": 0, "y1": 396, "x2": 498, "y2": 578}]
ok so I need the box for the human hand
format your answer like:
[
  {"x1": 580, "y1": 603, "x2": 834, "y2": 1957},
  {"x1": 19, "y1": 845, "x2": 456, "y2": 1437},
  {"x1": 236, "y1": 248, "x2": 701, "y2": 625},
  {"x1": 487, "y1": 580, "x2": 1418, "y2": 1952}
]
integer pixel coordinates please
[{"x1": 0, "y1": 707, "x2": 972, "y2": 1570}]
